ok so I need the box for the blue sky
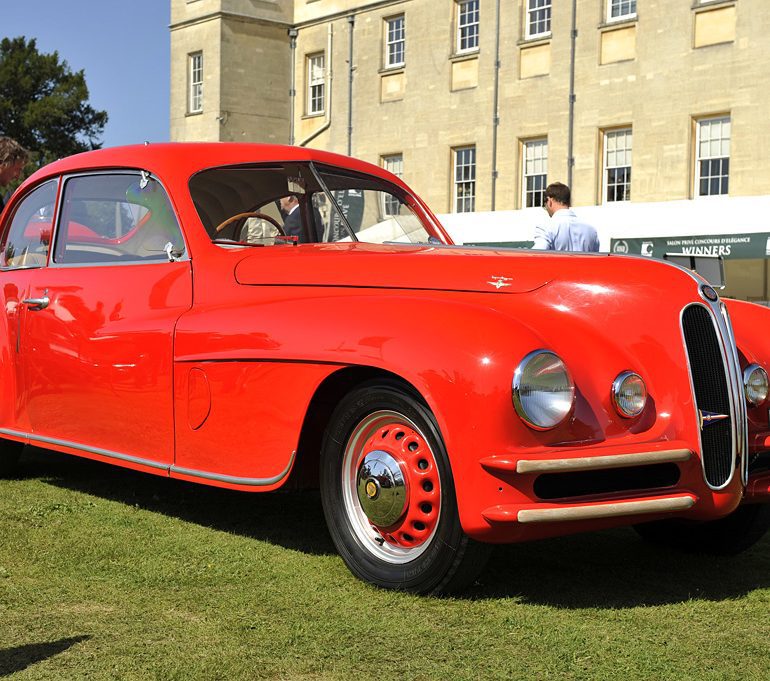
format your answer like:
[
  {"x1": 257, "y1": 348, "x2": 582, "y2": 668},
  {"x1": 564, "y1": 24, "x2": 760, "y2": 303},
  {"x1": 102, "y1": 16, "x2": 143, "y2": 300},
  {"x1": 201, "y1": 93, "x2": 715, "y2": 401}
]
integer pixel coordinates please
[{"x1": 3, "y1": 1, "x2": 170, "y2": 148}]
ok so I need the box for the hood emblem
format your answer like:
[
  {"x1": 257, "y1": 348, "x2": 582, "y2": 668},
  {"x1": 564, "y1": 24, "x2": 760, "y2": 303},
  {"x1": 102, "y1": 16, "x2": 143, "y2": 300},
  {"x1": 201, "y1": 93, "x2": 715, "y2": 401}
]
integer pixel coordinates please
[
  {"x1": 488, "y1": 276, "x2": 512, "y2": 289},
  {"x1": 698, "y1": 410, "x2": 729, "y2": 429}
]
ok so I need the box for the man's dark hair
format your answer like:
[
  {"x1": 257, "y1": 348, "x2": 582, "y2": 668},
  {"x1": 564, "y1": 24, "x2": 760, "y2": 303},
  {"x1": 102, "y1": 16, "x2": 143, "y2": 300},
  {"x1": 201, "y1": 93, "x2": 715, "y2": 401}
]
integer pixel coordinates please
[
  {"x1": 545, "y1": 182, "x2": 571, "y2": 207},
  {"x1": 0, "y1": 137, "x2": 29, "y2": 167}
]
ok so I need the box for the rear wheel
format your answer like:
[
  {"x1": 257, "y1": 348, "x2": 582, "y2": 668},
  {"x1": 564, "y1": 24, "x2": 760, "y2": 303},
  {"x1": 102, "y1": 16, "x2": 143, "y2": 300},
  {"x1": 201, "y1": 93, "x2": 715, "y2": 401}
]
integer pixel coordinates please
[
  {"x1": 634, "y1": 503, "x2": 770, "y2": 555},
  {"x1": 320, "y1": 381, "x2": 490, "y2": 594},
  {"x1": 0, "y1": 439, "x2": 24, "y2": 478}
]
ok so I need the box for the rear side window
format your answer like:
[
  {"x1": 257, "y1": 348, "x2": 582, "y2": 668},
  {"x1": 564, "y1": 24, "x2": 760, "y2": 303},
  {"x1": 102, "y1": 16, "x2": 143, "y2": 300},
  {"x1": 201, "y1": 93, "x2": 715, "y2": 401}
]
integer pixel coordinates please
[
  {"x1": 1, "y1": 180, "x2": 58, "y2": 269},
  {"x1": 54, "y1": 173, "x2": 185, "y2": 265}
]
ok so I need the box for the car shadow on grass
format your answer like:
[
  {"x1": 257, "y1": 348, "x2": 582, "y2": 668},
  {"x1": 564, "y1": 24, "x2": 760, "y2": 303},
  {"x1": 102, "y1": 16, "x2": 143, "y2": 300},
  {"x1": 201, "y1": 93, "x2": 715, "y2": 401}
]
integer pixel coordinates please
[
  {"x1": 19, "y1": 447, "x2": 770, "y2": 607},
  {"x1": 19, "y1": 447, "x2": 335, "y2": 557},
  {"x1": 467, "y1": 526, "x2": 770, "y2": 606},
  {"x1": 0, "y1": 636, "x2": 91, "y2": 677}
]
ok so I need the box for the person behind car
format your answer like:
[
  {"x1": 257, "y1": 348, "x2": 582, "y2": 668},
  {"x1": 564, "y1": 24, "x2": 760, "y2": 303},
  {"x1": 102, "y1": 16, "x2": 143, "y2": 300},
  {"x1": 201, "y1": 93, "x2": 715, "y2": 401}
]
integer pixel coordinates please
[
  {"x1": 532, "y1": 182, "x2": 599, "y2": 252},
  {"x1": 279, "y1": 195, "x2": 325, "y2": 242},
  {"x1": 0, "y1": 137, "x2": 29, "y2": 213}
]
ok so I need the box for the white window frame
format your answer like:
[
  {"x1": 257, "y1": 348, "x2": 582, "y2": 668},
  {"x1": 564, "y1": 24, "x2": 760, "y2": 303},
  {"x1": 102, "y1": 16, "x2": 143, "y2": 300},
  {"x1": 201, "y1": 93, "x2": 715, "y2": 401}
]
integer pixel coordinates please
[
  {"x1": 526, "y1": 0, "x2": 552, "y2": 39},
  {"x1": 381, "y1": 154, "x2": 404, "y2": 215},
  {"x1": 456, "y1": 0, "x2": 479, "y2": 54},
  {"x1": 607, "y1": 0, "x2": 637, "y2": 23},
  {"x1": 522, "y1": 138, "x2": 548, "y2": 208},
  {"x1": 188, "y1": 52, "x2": 203, "y2": 114},
  {"x1": 385, "y1": 15, "x2": 405, "y2": 68},
  {"x1": 603, "y1": 128, "x2": 632, "y2": 203},
  {"x1": 382, "y1": 153, "x2": 403, "y2": 178},
  {"x1": 453, "y1": 146, "x2": 476, "y2": 213},
  {"x1": 307, "y1": 53, "x2": 325, "y2": 116},
  {"x1": 695, "y1": 116, "x2": 730, "y2": 197}
]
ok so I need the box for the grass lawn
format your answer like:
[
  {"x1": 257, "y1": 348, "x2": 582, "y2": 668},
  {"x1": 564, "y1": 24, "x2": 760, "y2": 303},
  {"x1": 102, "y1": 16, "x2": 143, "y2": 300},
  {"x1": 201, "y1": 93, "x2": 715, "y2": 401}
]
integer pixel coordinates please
[{"x1": 2, "y1": 447, "x2": 769, "y2": 680}]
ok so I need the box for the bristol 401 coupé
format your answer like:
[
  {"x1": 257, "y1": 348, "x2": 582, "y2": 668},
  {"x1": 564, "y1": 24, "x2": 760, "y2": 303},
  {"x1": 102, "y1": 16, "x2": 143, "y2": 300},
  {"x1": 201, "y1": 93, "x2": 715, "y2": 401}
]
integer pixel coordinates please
[{"x1": 1, "y1": 144, "x2": 768, "y2": 594}]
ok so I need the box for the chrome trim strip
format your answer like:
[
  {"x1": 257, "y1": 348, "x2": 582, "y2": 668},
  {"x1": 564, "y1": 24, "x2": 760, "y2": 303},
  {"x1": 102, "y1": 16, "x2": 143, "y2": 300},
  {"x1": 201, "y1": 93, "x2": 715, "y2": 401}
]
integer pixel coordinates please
[
  {"x1": 0, "y1": 428, "x2": 296, "y2": 487},
  {"x1": 717, "y1": 302, "x2": 748, "y2": 486},
  {"x1": 170, "y1": 453, "x2": 296, "y2": 487},
  {"x1": 516, "y1": 449, "x2": 692, "y2": 474},
  {"x1": 0, "y1": 428, "x2": 168, "y2": 471},
  {"x1": 517, "y1": 495, "x2": 696, "y2": 524}
]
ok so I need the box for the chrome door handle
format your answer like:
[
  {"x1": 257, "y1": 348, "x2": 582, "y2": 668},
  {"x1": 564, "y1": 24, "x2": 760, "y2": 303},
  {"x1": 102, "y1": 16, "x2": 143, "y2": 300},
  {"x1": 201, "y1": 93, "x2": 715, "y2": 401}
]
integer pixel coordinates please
[{"x1": 22, "y1": 296, "x2": 50, "y2": 311}]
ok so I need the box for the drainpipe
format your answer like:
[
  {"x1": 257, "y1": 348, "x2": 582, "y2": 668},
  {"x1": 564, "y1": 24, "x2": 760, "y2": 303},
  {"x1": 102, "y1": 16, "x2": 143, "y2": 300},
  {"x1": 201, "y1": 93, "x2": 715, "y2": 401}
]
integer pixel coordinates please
[
  {"x1": 347, "y1": 14, "x2": 355, "y2": 156},
  {"x1": 288, "y1": 28, "x2": 298, "y2": 145},
  {"x1": 490, "y1": 0, "x2": 501, "y2": 211},
  {"x1": 567, "y1": 0, "x2": 577, "y2": 188},
  {"x1": 299, "y1": 24, "x2": 333, "y2": 147}
]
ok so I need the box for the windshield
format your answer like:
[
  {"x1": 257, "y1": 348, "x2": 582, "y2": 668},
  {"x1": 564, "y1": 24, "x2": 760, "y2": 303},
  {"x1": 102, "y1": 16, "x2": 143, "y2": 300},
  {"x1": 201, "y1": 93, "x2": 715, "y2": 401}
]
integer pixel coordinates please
[{"x1": 189, "y1": 162, "x2": 437, "y2": 246}]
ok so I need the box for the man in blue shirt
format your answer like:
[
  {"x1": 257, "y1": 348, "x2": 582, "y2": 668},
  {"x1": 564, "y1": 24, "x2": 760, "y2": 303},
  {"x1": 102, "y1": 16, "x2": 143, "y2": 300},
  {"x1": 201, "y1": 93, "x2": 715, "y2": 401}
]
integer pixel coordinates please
[{"x1": 532, "y1": 182, "x2": 599, "y2": 252}]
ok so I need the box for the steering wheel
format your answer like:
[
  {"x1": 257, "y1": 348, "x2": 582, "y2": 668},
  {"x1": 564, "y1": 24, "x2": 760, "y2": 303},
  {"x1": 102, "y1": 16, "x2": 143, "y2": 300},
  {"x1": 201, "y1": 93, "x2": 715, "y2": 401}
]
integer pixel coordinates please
[{"x1": 214, "y1": 211, "x2": 285, "y2": 236}]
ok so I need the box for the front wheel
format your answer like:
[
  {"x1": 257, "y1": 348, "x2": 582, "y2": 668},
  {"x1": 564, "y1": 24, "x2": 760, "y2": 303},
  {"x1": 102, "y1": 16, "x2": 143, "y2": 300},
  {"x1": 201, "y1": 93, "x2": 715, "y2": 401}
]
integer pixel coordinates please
[
  {"x1": 320, "y1": 381, "x2": 490, "y2": 594},
  {"x1": 634, "y1": 503, "x2": 770, "y2": 555}
]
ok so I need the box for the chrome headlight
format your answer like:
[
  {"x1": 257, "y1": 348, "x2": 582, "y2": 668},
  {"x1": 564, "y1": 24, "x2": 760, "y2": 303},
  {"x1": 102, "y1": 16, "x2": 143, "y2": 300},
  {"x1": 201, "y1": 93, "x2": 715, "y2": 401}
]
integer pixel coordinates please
[
  {"x1": 612, "y1": 371, "x2": 647, "y2": 418},
  {"x1": 743, "y1": 364, "x2": 769, "y2": 406},
  {"x1": 513, "y1": 350, "x2": 575, "y2": 430}
]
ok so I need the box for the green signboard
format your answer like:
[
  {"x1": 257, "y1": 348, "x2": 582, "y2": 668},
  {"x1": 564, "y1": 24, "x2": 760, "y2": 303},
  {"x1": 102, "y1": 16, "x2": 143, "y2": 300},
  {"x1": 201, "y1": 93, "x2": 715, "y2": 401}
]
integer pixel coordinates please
[{"x1": 610, "y1": 232, "x2": 770, "y2": 259}]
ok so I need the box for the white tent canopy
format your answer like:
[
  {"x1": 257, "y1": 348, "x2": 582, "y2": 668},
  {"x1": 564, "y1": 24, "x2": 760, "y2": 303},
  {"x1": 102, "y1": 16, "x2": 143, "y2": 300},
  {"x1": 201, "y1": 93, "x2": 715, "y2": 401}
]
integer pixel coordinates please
[{"x1": 438, "y1": 195, "x2": 770, "y2": 253}]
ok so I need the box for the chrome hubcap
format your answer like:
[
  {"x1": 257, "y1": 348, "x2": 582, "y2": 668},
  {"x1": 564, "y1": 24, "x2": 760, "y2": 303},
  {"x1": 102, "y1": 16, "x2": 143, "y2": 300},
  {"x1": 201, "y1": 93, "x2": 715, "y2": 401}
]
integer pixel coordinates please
[
  {"x1": 341, "y1": 410, "x2": 442, "y2": 564},
  {"x1": 356, "y1": 450, "x2": 408, "y2": 527}
]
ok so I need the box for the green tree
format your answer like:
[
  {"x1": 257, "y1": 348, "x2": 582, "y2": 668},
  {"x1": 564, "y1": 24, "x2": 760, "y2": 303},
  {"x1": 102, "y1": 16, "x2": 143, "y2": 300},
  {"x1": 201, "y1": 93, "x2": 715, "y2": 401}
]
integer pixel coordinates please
[{"x1": 0, "y1": 36, "x2": 108, "y2": 165}]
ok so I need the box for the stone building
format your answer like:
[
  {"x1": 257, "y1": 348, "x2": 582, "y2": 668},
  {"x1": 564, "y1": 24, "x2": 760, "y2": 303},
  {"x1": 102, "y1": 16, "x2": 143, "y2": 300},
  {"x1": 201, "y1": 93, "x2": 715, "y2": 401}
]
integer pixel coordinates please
[{"x1": 170, "y1": 0, "x2": 769, "y2": 301}]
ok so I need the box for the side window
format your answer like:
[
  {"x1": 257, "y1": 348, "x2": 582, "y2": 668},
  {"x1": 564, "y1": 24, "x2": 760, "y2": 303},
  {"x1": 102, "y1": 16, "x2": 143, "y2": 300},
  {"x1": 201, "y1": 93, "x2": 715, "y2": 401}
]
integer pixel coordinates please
[
  {"x1": 54, "y1": 174, "x2": 185, "y2": 264},
  {"x1": 1, "y1": 180, "x2": 58, "y2": 269},
  {"x1": 312, "y1": 174, "x2": 431, "y2": 244}
]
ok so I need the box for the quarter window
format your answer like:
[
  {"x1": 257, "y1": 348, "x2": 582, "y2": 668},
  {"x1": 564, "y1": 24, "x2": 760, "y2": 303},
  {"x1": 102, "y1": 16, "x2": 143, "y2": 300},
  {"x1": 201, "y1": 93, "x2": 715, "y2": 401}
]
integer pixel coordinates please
[
  {"x1": 53, "y1": 174, "x2": 185, "y2": 265},
  {"x1": 453, "y1": 146, "x2": 476, "y2": 213},
  {"x1": 307, "y1": 54, "x2": 325, "y2": 115},
  {"x1": 385, "y1": 15, "x2": 405, "y2": 68},
  {"x1": 456, "y1": 0, "x2": 479, "y2": 53},
  {"x1": 603, "y1": 128, "x2": 632, "y2": 202},
  {"x1": 522, "y1": 139, "x2": 548, "y2": 208},
  {"x1": 1, "y1": 180, "x2": 57, "y2": 269},
  {"x1": 696, "y1": 116, "x2": 730, "y2": 197},
  {"x1": 188, "y1": 52, "x2": 203, "y2": 114},
  {"x1": 526, "y1": 0, "x2": 551, "y2": 39},
  {"x1": 608, "y1": 0, "x2": 636, "y2": 21}
]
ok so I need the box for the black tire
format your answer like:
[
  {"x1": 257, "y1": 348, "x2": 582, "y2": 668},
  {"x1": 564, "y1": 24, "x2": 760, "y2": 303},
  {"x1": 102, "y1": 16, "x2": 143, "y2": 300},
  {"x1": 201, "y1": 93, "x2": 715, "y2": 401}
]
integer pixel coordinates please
[
  {"x1": 320, "y1": 380, "x2": 491, "y2": 594},
  {"x1": 634, "y1": 503, "x2": 770, "y2": 555},
  {"x1": 0, "y1": 439, "x2": 24, "y2": 478}
]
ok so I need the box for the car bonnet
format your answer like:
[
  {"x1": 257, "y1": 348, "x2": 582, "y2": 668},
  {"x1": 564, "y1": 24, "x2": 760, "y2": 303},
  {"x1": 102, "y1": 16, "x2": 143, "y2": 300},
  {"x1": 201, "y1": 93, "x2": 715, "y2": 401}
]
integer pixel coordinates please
[{"x1": 233, "y1": 243, "x2": 556, "y2": 294}]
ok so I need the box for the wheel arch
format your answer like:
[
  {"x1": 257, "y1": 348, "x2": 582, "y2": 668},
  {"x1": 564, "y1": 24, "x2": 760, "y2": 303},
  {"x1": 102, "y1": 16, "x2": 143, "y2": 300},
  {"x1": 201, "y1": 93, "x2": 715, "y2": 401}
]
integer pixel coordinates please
[{"x1": 286, "y1": 365, "x2": 425, "y2": 489}]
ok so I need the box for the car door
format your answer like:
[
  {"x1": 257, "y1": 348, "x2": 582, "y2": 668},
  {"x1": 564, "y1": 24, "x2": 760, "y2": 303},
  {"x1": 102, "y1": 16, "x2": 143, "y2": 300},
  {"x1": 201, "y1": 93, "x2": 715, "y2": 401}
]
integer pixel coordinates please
[
  {"x1": 0, "y1": 179, "x2": 59, "y2": 435},
  {"x1": 20, "y1": 171, "x2": 192, "y2": 466}
]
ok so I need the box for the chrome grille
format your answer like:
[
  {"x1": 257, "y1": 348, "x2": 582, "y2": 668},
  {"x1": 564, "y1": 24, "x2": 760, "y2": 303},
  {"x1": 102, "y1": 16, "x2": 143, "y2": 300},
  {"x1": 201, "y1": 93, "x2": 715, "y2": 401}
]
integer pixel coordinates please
[{"x1": 682, "y1": 304, "x2": 734, "y2": 487}]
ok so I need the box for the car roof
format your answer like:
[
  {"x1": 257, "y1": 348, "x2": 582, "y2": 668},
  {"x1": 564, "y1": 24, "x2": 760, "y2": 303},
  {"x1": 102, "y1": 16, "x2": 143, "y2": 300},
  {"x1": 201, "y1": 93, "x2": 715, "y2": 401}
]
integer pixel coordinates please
[{"x1": 23, "y1": 142, "x2": 397, "y2": 187}]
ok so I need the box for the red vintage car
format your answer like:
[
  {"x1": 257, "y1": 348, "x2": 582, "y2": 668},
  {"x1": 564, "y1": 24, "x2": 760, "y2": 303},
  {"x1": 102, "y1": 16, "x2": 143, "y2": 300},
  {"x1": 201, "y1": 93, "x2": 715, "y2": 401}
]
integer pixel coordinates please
[{"x1": 1, "y1": 143, "x2": 768, "y2": 594}]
